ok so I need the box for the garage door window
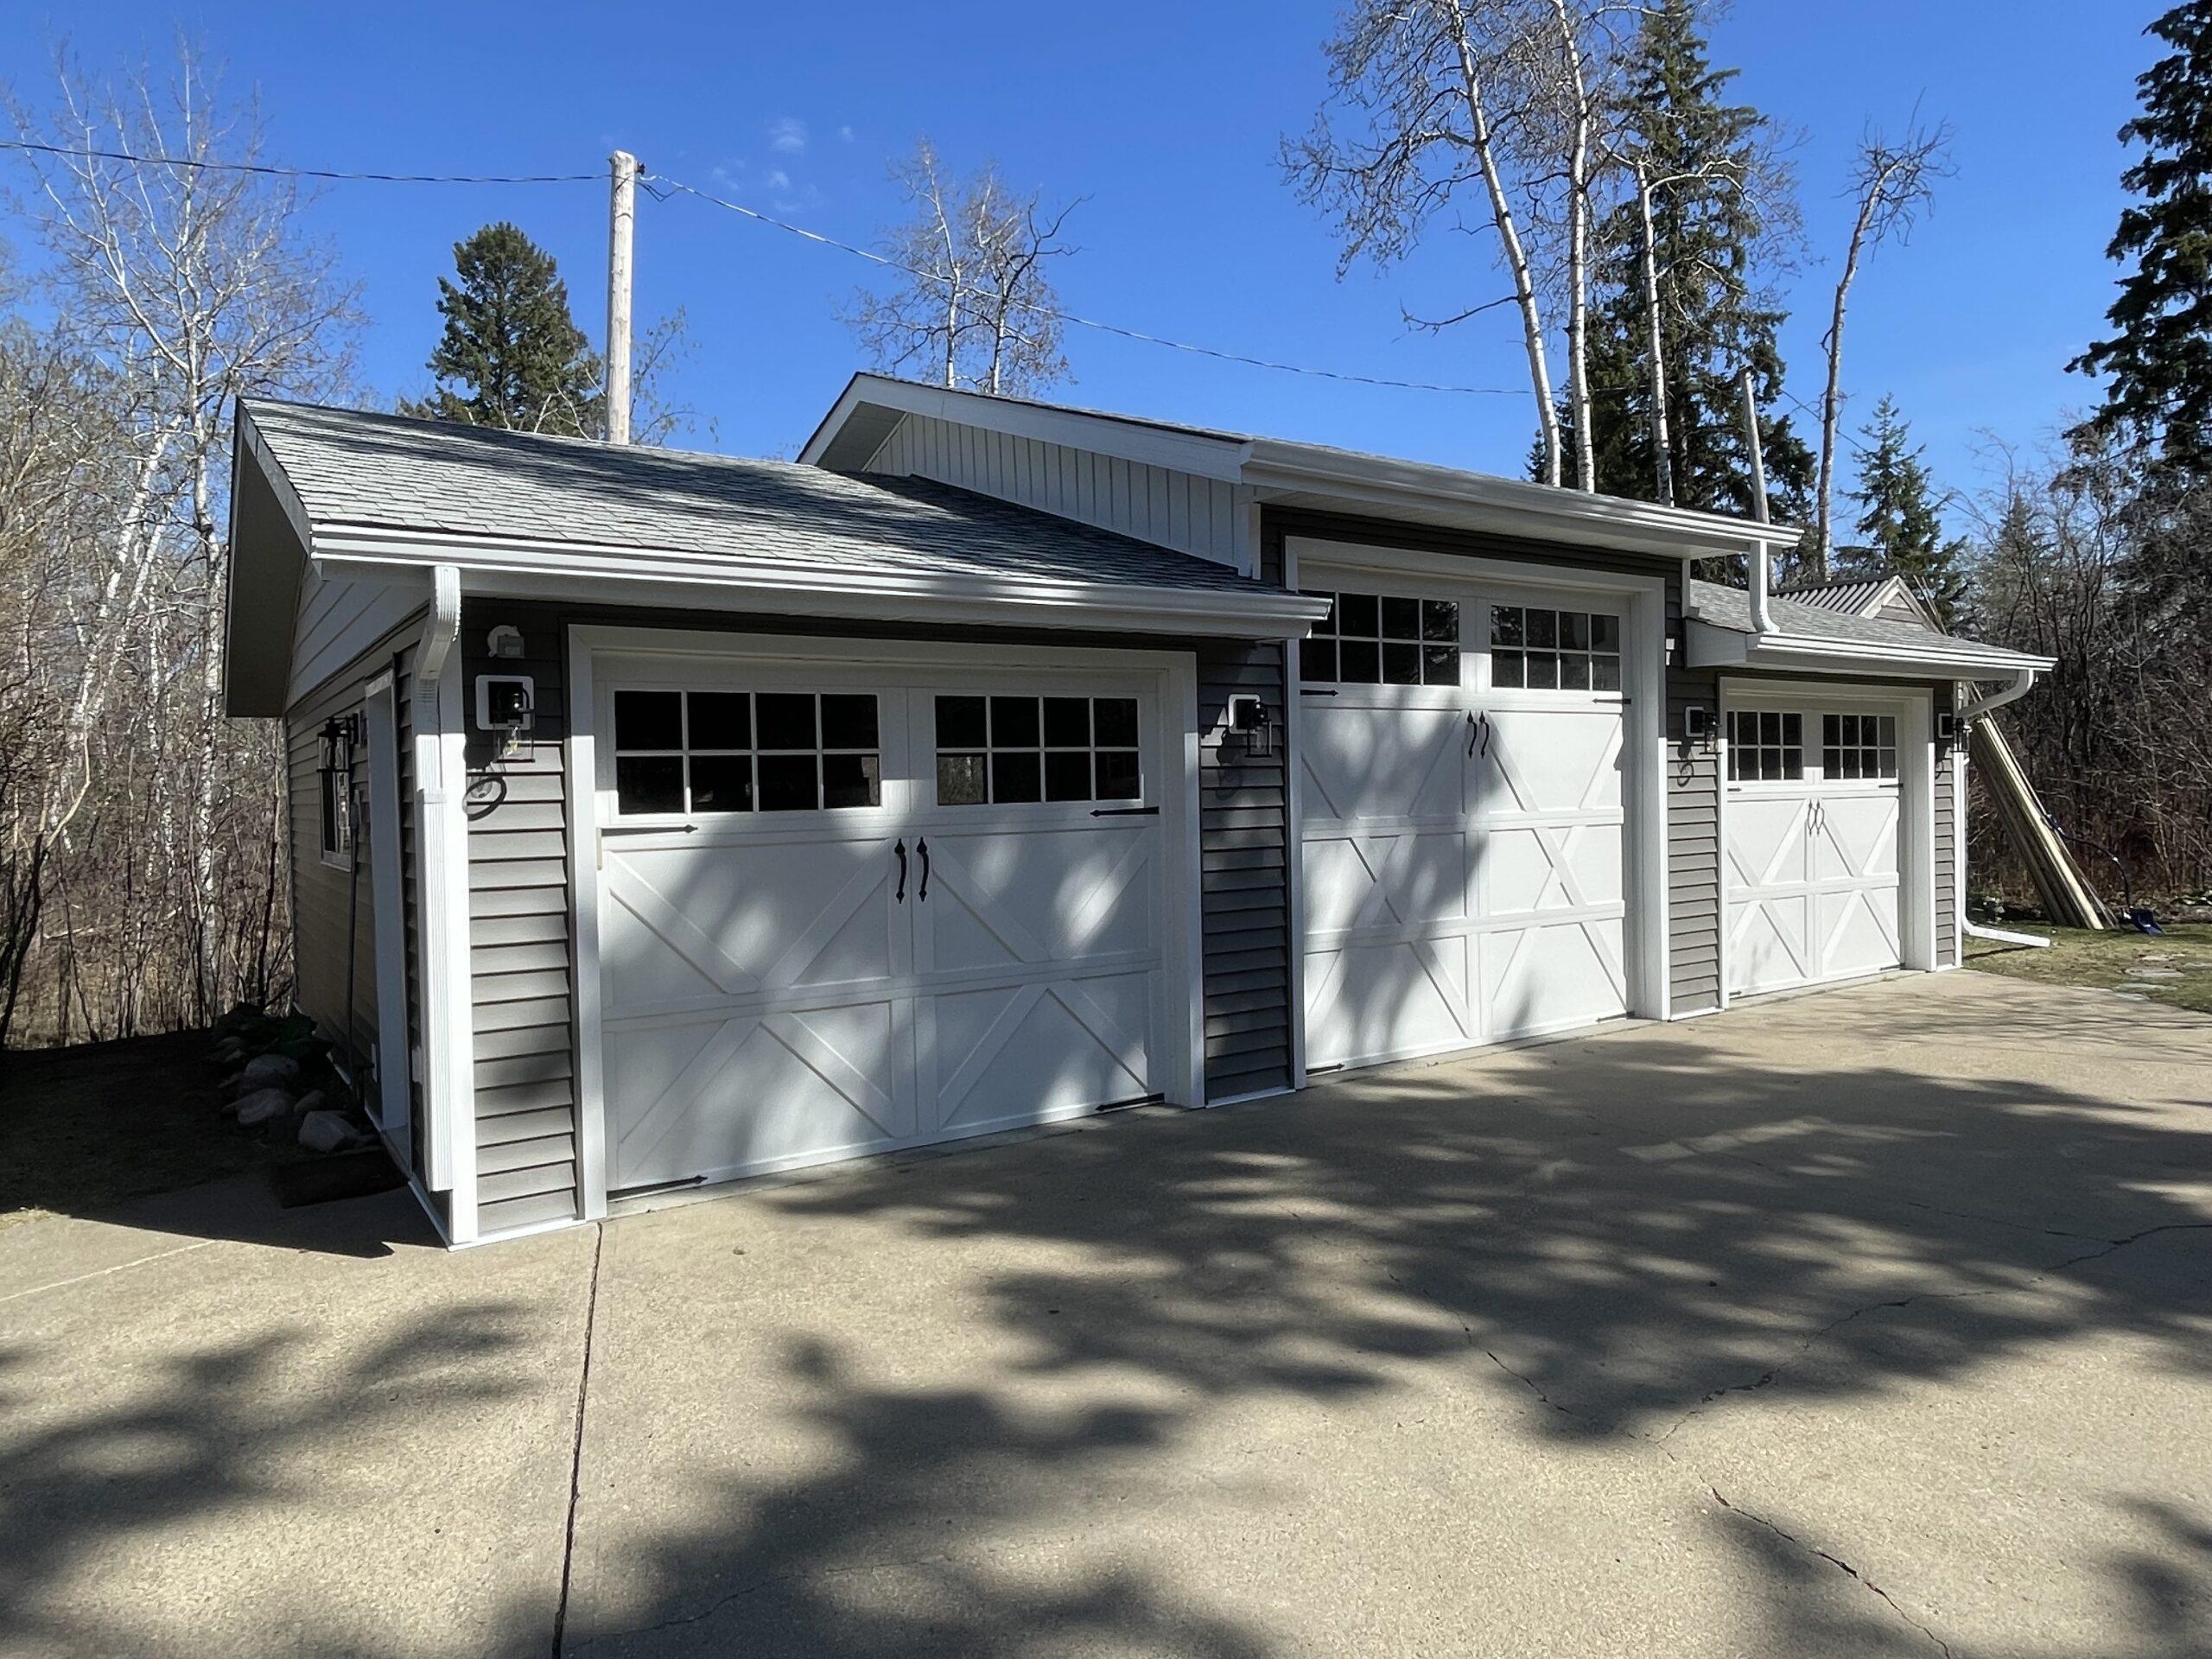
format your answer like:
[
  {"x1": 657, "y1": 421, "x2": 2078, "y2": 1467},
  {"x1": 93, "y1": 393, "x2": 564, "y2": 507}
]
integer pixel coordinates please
[
  {"x1": 613, "y1": 689, "x2": 881, "y2": 815},
  {"x1": 1822, "y1": 714, "x2": 1898, "y2": 780},
  {"x1": 1491, "y1": 606, "x2": 1621, "y2": 691},
  {"x1": 935, "y1": 694, "x2": 1141, "y2": 805},
  {"x1": 1727, "y1": 710, "x2": 1804, "y2": 782},
  {"x1": 1300, "y1": 590, "x2": 1460, "y2": 686}
]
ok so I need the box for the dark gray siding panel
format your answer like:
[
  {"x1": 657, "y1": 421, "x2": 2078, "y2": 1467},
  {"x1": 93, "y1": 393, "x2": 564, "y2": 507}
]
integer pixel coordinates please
[
  {"x1": 1934, "y1": 682, "x2": 1960, "y2": 968},
  {"x1": 459, "y1": 605, "x2": 580, "y2": 1236},
  {"x1": 285, "y1": 614, "x2": 424, "y2": 1117},
  {"x1": 1668, "y1": 663, "x2": 1724, "y2": 1014},
  {"x1": 1198, "y1": 632, "x2": 1292, "y2": 1100}
]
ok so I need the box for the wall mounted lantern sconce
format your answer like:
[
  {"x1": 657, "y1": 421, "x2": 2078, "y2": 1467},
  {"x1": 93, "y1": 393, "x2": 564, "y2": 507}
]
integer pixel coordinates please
[{"x1": 1227, "y1": 694, "x2": 1273, "y2": 758}]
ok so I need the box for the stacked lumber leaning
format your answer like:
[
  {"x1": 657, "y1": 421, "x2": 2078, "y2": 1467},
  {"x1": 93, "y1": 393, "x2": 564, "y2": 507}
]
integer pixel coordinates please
[{"x1": 1968, "y1": 717, "x2": 2113, "y2": 930}]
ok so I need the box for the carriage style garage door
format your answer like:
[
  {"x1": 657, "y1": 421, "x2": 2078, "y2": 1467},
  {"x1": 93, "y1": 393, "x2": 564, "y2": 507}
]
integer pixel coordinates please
[
  {"x1": 1298, "y1": 578, "x2": 1632, "y2": 1071},
  {"x1": 588, "y1": 654, "x2": 1173, "y2": 1197},
  {"x1": 1724, "y1": 696, "x2": 1908, "y2": 998}
]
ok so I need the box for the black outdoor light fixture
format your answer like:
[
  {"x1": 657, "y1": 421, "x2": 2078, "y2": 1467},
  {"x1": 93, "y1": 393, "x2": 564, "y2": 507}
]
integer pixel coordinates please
[
  {"x1": 318, "y1": 712, "x2": 359, "y2": 782},
  {"x1": 1227, "y1": 694, "x2": 1273, "y2": 758}
]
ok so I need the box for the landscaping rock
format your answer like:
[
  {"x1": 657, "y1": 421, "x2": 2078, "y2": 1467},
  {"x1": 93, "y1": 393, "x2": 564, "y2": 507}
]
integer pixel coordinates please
[
  {"x1": 234, "y1": 1087, "x2": 294, "y2": 1127},
  {"x1": 238, "y1": 1053, "x2": 299, "y2": 1092},
  {"x1": 212, "y1": 1037, "x2": 246, "y2": 1064},
  {"x1": 298, "y1": 1109, "x2": 366, "y2": 1154},
  {"x1": 290, "y1": 1090, "x2": 327, "y2": 1119}
]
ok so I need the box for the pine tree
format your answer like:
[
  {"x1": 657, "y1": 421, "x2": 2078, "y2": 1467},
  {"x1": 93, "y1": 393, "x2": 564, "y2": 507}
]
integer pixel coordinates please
[
  {"x1": 401, "y1": 223, "x2": 603, "y2": 436},
  {"x1": 1584, "y1": 0, "x2": 1813, "y2": 524},
  {"x1": 1842, "y1": 398, "x2": 1968, "y2": 626},
  {"x1": 2070, "y1": 1, "x2": 2212, "y2": 474}
]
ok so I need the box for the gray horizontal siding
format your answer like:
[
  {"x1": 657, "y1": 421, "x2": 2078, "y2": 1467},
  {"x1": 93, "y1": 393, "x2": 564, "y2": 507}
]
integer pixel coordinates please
[
  {"x1": 1668, "y1": 662, "x2": 1724, "y2": 1014},
  {"x1": 869, "y1": 412, "x2": 1252, "y2": 572},
  {"x1": 461, "y1": 609, "x2": 579, "y2": 1236},
  {"x1": 1934, "y1": 683, "x2": 1960, "y2": 969}
]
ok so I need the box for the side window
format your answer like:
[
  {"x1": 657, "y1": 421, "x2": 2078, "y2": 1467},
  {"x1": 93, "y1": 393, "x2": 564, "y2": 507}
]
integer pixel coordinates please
[
  {"x1": 1727, "y1": 710, "x2": 1804, "y2": 782},
  {"x1": 613, "y1": 690, "x2": 881, "y2": 815},
  {"x1": 1822, "y1": 714, "x2": 1898, "y2": 781},
  {"x1": 935, "y1": 695, "x2": 1141, "y2": 806},
  {"x1": 1300, "y1": 590, "x2": 1460, "y2": 686},
  {"x1": 1491, "y1": 606, "x2": 1622, "y2": 691},
  {"x1": 319, "y1": 767, "x2": 353, "y2": 865}
]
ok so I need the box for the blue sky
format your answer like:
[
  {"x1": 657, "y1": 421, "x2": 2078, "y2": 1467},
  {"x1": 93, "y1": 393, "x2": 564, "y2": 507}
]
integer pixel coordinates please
[{"x1": 0, "y1": 2, "x2": 2158, "y2": 521}]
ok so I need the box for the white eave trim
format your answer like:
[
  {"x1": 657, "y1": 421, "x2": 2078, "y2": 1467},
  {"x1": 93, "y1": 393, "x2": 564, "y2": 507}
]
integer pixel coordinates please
[
  {"x1": 310, "y1": 526, "x2": 1331, "y2": 641},
  {"x1": 1687, "y1": 618, "x2": 2056, "y2": 679}
]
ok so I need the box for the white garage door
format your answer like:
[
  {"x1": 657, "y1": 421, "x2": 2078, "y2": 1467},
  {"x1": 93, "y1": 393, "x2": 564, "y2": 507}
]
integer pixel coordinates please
[
  {"x1": 1725, "y1": 704, "x2": 1904, "y2": 997},
  {"x1": 592, "y1": 659, "x2": 1168, "y2": 1196},
  {"x1": 1299, "y1": 584, "x2": 1630, "y2": 1071}
]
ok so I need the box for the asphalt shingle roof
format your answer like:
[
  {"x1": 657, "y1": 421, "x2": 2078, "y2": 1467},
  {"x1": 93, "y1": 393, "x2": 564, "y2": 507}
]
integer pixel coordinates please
[
  {"x1": 243, "y1": 400, "x2": 1275, "y2": 596},
  {"x1": 1689, "y1": 578, "x2": 2028, "y2": 669}
]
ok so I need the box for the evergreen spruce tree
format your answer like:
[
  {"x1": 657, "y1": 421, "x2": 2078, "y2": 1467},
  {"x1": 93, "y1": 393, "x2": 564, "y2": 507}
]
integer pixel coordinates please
[
  {"x1": 401, "y1": 223, "x2": 603, "y2": 436},
  {"x1": 2070, "y1": 1, "x2": 2212, "y2": 474},
  {"x1": 1585, "y1": 0, "x2": 1813, "y2": 524},
  {"x1": 1841, "y1": 397, "x2": 1968, "y2": 626}
]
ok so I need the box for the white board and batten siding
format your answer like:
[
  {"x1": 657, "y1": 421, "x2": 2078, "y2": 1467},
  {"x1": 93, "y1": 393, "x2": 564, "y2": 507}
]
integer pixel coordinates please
[{"x1": 867, "y1": 413, "x2": 1257, "y2": 575}]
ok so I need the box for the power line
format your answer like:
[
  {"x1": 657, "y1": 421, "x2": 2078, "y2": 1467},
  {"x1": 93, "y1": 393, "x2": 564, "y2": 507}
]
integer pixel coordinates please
[
  {"x1": 0, "y1": 137, "x2": 597, "y2": 186},
  {"x1": 645, "y1": 173, "x2": 1536, "y2": 398}
]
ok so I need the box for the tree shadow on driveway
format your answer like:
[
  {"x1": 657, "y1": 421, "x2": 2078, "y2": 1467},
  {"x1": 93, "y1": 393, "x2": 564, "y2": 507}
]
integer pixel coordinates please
[{"x1": 561, "y1": 982, "x2": 2212, "y2": 1656}]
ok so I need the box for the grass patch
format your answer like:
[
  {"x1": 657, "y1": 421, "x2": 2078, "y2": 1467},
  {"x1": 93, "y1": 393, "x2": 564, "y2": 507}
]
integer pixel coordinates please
[
  {"x1": 1964, "y1": 920, "x2": 2212, "y2": 1015},
  {"x1": 0, "y1": 1029, "x2": 308, "y2": 1230}
]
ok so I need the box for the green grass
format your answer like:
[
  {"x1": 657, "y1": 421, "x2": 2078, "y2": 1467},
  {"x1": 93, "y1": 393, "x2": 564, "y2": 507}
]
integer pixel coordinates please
[
  {"x1": 1964, "y1": 920, "x2": 2212, "y2": 1015},
  {"x1": 0, "y1": 1028, "x2": 308, "y2": 1230}
]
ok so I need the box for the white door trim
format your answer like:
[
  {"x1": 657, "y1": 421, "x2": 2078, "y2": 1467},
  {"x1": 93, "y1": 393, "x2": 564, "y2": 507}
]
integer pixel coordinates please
[
  {"x1": 565, "y1": 624, "x2": 1205, "y2": 1217},
  {"x1": 1289, "y1": 542, "x2": 1669, "y2": 1074}
]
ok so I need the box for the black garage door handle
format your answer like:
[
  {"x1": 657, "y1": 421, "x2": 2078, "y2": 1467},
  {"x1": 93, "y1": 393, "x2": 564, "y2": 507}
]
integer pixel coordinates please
[
  {"x1": 918, "y1": 837, "x2": 931, "y2": 902},
  {"x1": 894, "y1": 837, "x2": 907, "y2": 902}
]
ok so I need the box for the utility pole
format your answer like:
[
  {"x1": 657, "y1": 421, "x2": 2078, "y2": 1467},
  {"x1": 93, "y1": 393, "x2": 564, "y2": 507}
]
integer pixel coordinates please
[{"x1": 606, "y1": 149, "x2": 638, "y2": 444}]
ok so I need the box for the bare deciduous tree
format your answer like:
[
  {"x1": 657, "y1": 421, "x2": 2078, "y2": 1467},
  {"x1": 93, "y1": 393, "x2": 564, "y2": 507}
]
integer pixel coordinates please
[
  {"x1": 843, "y1": 139, "x2": 1077, "y2": 397},
  {"x1": 0, "y1": 45, "x2": 359, "y2": 1044},
  {"x1": 1815, "y1": 121, "x2": 1953, "y2": 576}
]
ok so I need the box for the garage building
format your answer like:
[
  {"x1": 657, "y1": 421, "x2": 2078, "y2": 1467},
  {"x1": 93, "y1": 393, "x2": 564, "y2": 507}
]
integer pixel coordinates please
[{"x1": 225, "y1": 379, "x2": 2050, "y2": 1244}]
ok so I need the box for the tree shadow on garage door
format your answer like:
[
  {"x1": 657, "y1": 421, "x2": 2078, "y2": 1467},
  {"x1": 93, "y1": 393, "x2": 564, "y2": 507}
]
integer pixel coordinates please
[{"x1": 558, "y1": 978, "x2": 2212, "y2": 1656}]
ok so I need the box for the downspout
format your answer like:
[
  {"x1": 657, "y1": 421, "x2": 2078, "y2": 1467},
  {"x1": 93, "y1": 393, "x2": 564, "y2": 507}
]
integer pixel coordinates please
[
  {"x1": 410, "y1": 564, "x2": 474, "y2": 1233},
  {"x1": 1747, "y1": 541, "x2": 1777, "y2": 636},
  {"x1": 1739, "y1": 370, "x2": 1778, "y2": 637},
  {"x1": 1960, "y1": 666, "x2": 2037, "y2": 723}
]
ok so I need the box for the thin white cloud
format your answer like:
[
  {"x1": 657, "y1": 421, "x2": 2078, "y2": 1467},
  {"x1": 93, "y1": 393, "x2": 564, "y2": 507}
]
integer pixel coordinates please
[
  {"x1": 769, "y1": 117, "x2": 807, "y2": 154},
  {"x1": 838, "y1": 124, "x2": 855, "y2": 143},
  {"x1": 766, "y1": 168, "x2": 791, "y2": 193}
]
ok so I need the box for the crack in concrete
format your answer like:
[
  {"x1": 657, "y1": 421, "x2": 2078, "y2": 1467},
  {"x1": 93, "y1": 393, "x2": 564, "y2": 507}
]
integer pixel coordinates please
[
  {"x1": 1704, "y1": 1483, "x2": 1955, "y2": 1657},
  {"x1": 1662, "y1": 1220, "x2": 2212, "y2": 1439},
  {"x1": 550, "y1": 1221, "x2": 607, "y2": 1659}
]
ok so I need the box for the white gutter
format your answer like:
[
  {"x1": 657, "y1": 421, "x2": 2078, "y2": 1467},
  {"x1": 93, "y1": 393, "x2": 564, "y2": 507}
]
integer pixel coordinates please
[
  {"x1": 1959, "y1": 666, "x2": 2039, "y2": 723},
  {"x1": 415, "y1": 563, "x2": 462, "y2": 684}
]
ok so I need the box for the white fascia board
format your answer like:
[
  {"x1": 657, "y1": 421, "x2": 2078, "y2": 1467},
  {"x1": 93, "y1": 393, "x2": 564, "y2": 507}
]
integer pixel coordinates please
[
  {"x1": 312, "y1": 530, "x2": 1332, "y2": 641},
  {"x1": 1243, "y1": 449, "x2": 1801, "y2": 561},
  {"x1": 799, "y1": 375, "x2": 1251, "y2": 479},
  {"x1": 1687, "y1": 618, "x2": 2056, "y2": 678}
]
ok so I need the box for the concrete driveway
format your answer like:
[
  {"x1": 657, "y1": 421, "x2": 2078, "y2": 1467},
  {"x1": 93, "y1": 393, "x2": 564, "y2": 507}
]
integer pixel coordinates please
[{"x1": 3, "y1": 972, "x2": 2209, "y2": 1658}]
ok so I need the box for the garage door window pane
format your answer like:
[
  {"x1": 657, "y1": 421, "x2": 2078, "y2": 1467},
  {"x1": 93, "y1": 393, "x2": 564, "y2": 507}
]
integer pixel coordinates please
[
  {"x1": 938, "y1": 753, "x2": 988, "y2": 805},
  {"x1": 1043, "y1": 697, "x2": 1090, "y2": 747},
  {"x1": 756, "y1": 694, "x2": 817, "y2": 751},
  {"x1": 822, "y1": 753, "x2": 881, "y2": 810},
  {"x1": 758, "y1": 753, "x2": 819, "y2": 812},
  {"x1": 615, "y1": 690, "x2": 682, "y2": 752},
  {"x1": 1096, "y1": 698, "x2": 1139, "y2": 747},
  {"x1": 991, "y1": 696, "x2": 1040, "y2": 748},
  {"x1": 1491, "y1": 606, "x2": 1622, "y2": 695},
  {"x1": 821, "y1": 695, "x2": 879, "y2": 751},
  {"x1": 687, "y1": 754, "x2": 753, "y2": 813},
  {"x1": 686, "y1": 692, "x2": 749, "y2": 751},
  {"x1": 1822, "y1": 712, "x2": 1898, "y2": 781},
  {"x1": 993, "y1": 750, "x2": 1043, "y2": 804},
  {"x1": 936, "y1": 695, "x2": 987, "y2": 748},
  {"x1": 1045, "y1": 751, "x2": 1092, "y2": 801},
  {"x1": 616, "y1": 754, "x2": 683, "y2": 814},
  {"x1": 1096, "y1": 750, "x2": 1141, "y2": 799}
]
